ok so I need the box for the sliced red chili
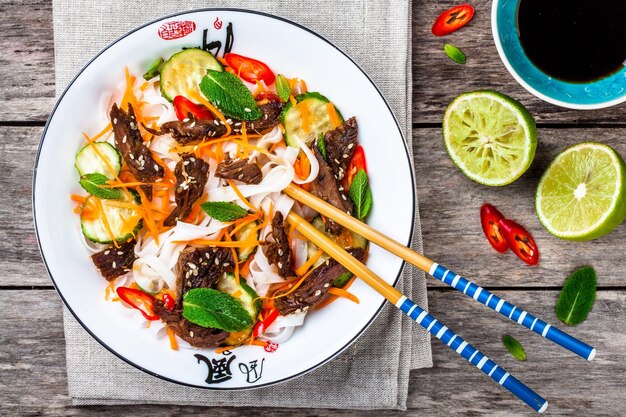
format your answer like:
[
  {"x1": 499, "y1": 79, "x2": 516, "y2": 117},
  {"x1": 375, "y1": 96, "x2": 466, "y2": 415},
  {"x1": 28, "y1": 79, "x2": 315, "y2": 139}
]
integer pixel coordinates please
[
  {"x1": 344, "y1": 145, "x2": 367, "y2": 189},
  {"x1": 224, "y1": 53, "x2": 276, "y2": 86},
  {"x1": 162, "y1": 293, "x2": 176, "y2": 311},
  {"x1": 252, "y1": 308, "x2": 280, "y2": 338},
  {"x1": 117, "y1": 287, "x2": 159, "y2": 320},
  {"x1": 432, "y1": 4, "x2": 475, "y2": 36},
  {"x1": 480, "y1": 204, "x2": 509, "y2": 253},
  {"x1": 172, "y1": 95, "x2": 214, "y2": 121},
  {"x1": 499, "y1": 219, "x2": 540, "y2": 266}
]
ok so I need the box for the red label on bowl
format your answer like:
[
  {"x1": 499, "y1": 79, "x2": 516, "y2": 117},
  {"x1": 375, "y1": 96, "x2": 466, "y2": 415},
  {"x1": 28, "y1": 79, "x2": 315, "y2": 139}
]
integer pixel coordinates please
[{"x1": 158, "y1": 21, "x2": 196, "y2": 40}]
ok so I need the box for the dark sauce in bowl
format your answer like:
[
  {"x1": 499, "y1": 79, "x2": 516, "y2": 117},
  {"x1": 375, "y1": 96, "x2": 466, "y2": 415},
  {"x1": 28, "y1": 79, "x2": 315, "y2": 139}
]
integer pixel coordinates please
[{"x1": 517, "y1": 0, "x2": 626, "y2": 83}]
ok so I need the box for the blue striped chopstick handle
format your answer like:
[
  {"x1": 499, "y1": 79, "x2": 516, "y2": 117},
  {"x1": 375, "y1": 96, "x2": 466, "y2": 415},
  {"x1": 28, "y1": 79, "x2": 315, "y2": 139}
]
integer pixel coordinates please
[
  {"x1": 396, "y1": 296, "x2": 548, "y2": 413},
  {"x1": 429, "y1": 263, "x2": 596, "y2": 361}
]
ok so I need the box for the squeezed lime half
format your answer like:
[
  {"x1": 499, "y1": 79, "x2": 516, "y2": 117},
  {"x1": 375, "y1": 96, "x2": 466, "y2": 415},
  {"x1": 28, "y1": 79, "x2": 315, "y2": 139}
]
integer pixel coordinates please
[
  {"x1": 443, "y1": 90, "x2": 537, "y2": 186},
  {"x1": 536, "y1": 142, "x2": 626, "y2": 241}
]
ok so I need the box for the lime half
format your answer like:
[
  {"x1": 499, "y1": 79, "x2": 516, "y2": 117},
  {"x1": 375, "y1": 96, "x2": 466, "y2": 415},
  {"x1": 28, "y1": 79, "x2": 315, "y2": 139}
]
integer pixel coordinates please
[
  {"x1": 536, "y1": 143, "x2": 626, "y2": 241},
  {"x1": 443, "y1": 91, "x2": 537, "y2": 186}
]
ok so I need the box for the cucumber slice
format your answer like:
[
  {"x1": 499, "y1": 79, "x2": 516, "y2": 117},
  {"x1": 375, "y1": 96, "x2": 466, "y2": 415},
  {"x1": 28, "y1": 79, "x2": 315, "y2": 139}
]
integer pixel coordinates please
[
  {"x1": 80, "y1": 190, "x2": 142, "y2": 243},
  {"x1": 217, "y1": 272, "x2": 261, "y2": 346},
  {"x1": 75, "y1": 142, "x2": 122, "y2": 179},
  {"x1": 235, "y1": 221, "x2": 259, "y2": 261},
  {"x1": 160, "y1": 48, "x2": 223, "y2": 102},
  {"x1": 281, "y1": 92, "x2": 343, "y2": 147}
]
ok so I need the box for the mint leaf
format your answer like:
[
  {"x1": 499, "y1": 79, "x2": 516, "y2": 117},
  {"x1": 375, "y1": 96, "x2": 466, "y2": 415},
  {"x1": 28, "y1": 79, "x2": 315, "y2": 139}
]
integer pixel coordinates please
[
  {"x1": 79, "y1": 173, "x2": 123, "y2": 200},
  {"x1": 275, "y1": 74, "x2": 291, "y2": 102},
  {"x1": 444, "y1": 44, "x2": 466, "y2": 64},
  {"x1": 143, "y1": 57, "x2": 164, "y2": 81},
  {"x1": 317, "y1": 134, "x2": 327, "y2": 160},
  {"x1": 182, "y1": 288, "x2": 253, "y2": 332},
  {"x1": 201, "y1": 201, "x2": 248, "y2": 222},
  {"x1": 200, "y1": 70, "x2": 262, "y2": 120},
  {"x1": 556, "y1": 266, "x2": 596, "y2": 326},
  {"x1": 502, "y1": 335, "x2": 526, "y2": 361},
  {"x1": 349, "y1": 169, "x2": 373, "y2": 221}
]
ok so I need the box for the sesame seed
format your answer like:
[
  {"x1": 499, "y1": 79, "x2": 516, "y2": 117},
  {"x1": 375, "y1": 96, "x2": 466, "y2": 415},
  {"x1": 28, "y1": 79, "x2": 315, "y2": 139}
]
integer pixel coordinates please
[
  {"x1": 112, "y1": 261, "x2": 117, "y2": 268},
  {"x1": 324, "y1": 283, "x2": 330, "y2": 288},
  {"x1": 122, "y1": 135, "x2": 127, "y2": 143},
  {"x1": 223, "y1": 262, "x2": 229, "y2": 267},
  {"x1": 130, "y1": 122, "x2": 137, "y2": 130},
  {"x1": 214, "y1": 120, "x2": 220, "y2": 126},
  {"x1": 154, "y1": 164, "x2": 159, "y2": 171},
  {"x1": 341, "y1": 194, "x2": 347, "y2": 200},
  {"x1": 314, "y1": 290, "x2": 321, "y2": 296},
  {"x1": 189, "y1": 121, "x2": 196, "y2": 128},
  {"x1": 113, "y1": 118, "x2": 117, "y2": 124},
  {"x1": 334, "y1": 159, "x2": 341, "y2": 165},
  {"x1": 238, "y1": 174, "x2": 244, "y2": 179},
  {"x1": 138, "y1": 166, "x2": 144, "y2": 170},
  {"x1": 342, "y1": 154, "x2": 349, "y2": 159},
  {"x1": 234, "y1": 122, "x2": 241, "y2": 127},
  {"x1": 244, "y1": 108, "x2": 251, "y2": 112},
  {"x1": 338, "y1": 186, "x2": 344, "y2": 191},
  {"x1": 278, "y1": 249, "x2": 283, "y2": 256},
  {"x1": 129, "y1": 154, "x2": 134, "y2": 160},
  {"x1": 348, "y1": 143, "x2": 354, "y2": 149},
  {"x1": 190, "y1": 157, "x2": 196, "y2": 162},
  {"x1": 206, "y1": 253, "x2": 211, "y2": 259},
  {"x1": 138, "y1": 155, "x2": 144, "y2": 161},
  {"x1": 117, "y1": 251, "x2": 123, "y2": 255},
  {"x1": 189, "y1": 331, "x2": 194, "y2": 337},
  {"x1": 104, "y1": 250, "x2": 110, "y2": 255},
  {"x1": 188, "y1": 262, "x2": 196, "y2": 269},
  {"x1": 226, "y1": 119, "x2": 232, "y2": 124},
  {"x1": 215, "y1": 258, "x2": 220, "y2": 265},
  {"x1": 184, "y1": 161, "x2": 190, "y2": 166},
  {"x1": 277, "y1": 262, "x2": 283, "y2": 268}
]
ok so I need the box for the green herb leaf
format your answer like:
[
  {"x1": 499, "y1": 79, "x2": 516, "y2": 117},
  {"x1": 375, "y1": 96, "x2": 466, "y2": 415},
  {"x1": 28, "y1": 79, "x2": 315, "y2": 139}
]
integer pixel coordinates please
[
  {"x1": 143, "y1": 57, "x2": 164, "y2": 81},
  {"x1": 182, "y1": 288, "x2": 253, "y2": 332},
  {"x1": 201, "y1": 201, "x2": 248, "y2": 222},
  {"x1": 502, "y1": 335, "x2": 526, "y2": 361},
  {"x1": 349, "y1": 169, "x2": 373, "y2": 221},
  {"x1": 275, "y1": 74, "x2": 291, "y2": 102},
  {"x1": 200, "y1": 70, "x2": 262, "y2": 120},
  {"x1": 444, "y1": 44, "x2": 466, "y2": 64},
  {"x1": 79, "y1": 173, "x2": 123, "y2": 200},
  {"x1": 317, "y1": 134, "x2": 327, "y2": 160},
  {"x1": 556, "y1": 266, "x2": 596, "y2": 326}
]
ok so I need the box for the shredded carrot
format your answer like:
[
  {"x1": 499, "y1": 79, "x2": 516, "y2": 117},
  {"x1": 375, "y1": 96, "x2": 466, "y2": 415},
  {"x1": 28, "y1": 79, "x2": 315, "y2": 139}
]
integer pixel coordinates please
[
  {"x1": 229, "y1": 212, "x2": 263, "y2": 236},
  {"x1": 121, "y1": 68, "x2": 141, "y2": 122},
  {"x1": 295, "y1": 248, "x2": 324, "y2": 276},
  {"x1": 240, "y1": 254, "x2": 254, "y2": 277},
  {"x1": 255, "y1": 98, "x2": 269, "y2": 106},
  {"x1": 70, "y1": 194, "x2": 87, "y2": 204},
  {"x1": 104, "y1": 280, "x2": 117, "y2": 301},
  {"x1": 269, "y1": 139, "x2": 286, "y2": 154},
  {"x1": 215, "y1": 345, "x2": 236, "y2": 354},
  {"x1": 215, "y1": 142, "x2": 225, "y2": 164},
  {"x1": 135, "y1": 186, "x2": 160, "y2": 244},
  {"x1": 176, "y1": 239, "x2": 260, "y2": 247},
  {"x1": 240, "y1": 121, "x2": 249, "y2": 159},
  {"x1": 232, "y1": 289, "x2": 243, "y2": 298},
  {"x1": 187, "y1": 90, "x2": 232, "y2": 136},
  {"x1": 289, "y1": 95, "x2": 297, "y2": 107},
  {"x1": 263, "y1": 268, "x2": 316, "y2": 303},
  {"x1": 300, "y1": 79, "x2": 308, "y2": 93},
  {"x1": 139, "y1": 82, "x2": 150, "y2": 92},
  {"x1": 151, "y1": 152, "x2": 176, "y2": 185},
  {"x1": 101, "y1": 181, "x2": 170, "y2": 189},
  {"x1": 248, "y1": 339, "x2": 269, "y2": 347},
  {"x1": 254, "y1": 80, "x2": 268, "y2": 95},
  {"x1": 294, "y1": 152, "x2": 311, "y2": 180},
  {"x1": 81, "y1": 134, "x2": 128, "y2": 190},
  {"x1": 299, "y1": 101, "x2": 310, "y2": 134},
  {"x1": 223, "y1": 232, "x2": 240, "y2": 286},
  {"x1": 184, "y1": 192, "x2": 207, "y2": 223},
  {"x1": 327, "y1": 287, "x2": 360, "y2": 304},
  {"x1": 327, "y1": 102, "x2": 341, "y2": 128},
  {"x1": 227, "y1": 179, "x2": 258, "y2": 212},
  {"x1": 166, "y1": 328, "x2": 179, "y2": 351},
  {"x1": 93, "y1": 197, "x2": 118, "y2": 247},
  {"x1": 90, "y1": 122, "x2": 112, "y2": 142}
]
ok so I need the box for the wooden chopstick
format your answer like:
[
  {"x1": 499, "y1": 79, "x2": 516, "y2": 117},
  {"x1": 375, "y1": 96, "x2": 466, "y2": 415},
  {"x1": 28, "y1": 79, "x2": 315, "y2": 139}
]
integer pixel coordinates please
[
  {"x1": 284, "y1": 184, "x2": 596, "y2": 361},
  {"x1": 287, "y1": 211, "x2": 548, "y2": 413}
]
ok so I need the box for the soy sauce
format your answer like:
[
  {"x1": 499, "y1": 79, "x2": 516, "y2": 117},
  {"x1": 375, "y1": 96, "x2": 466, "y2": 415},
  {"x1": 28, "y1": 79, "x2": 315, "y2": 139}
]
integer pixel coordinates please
[{"x1": 517, "y1": 0, "x2": 626, "y2": 83}]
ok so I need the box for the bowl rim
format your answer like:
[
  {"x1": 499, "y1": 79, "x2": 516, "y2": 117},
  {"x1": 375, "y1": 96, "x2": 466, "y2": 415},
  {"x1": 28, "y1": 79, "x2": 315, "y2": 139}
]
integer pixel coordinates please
[
  {"x1": 32, "y1": 7, "x2": 417, "y2": 389},
  {"x1": 490, "y1": 0, "x2": 626, "y2": 110}
]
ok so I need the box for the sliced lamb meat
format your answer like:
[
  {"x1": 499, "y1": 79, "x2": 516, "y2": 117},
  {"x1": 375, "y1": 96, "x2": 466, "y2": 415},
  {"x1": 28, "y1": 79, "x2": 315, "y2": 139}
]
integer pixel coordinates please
[
  {"x1": 261, "y1": 212, "x2": 292, "y2": 277},
  {"x1": 110, "y1": 103, "x2": 164, "y2": 199},
  {"x1": 232, "y1": 93, "x2": 284, "y2": 133},
  {"x1": 144, "y1": 117, "x2": 228, "y2": 145},
  {"x1": 275, "y1": 248, "x2": 365, "y2": 316},
  {"x1": 153, "y1": 301, "x2": 230, "y2": 348},
  {"x1": 176, "y1": 247, "x2": 235, "y2": 301},
  {"x1": 91, "y1": 240, "x2": 136, "y2": 281},
  {"x1": 323, "y1": 117, "x2": 358, "y2": 180},
  {"x1": 215, "y1": 157, "x2": 263, "y2": 184},
  {"x1": 163, "y1": 153, "x2": 210, "y2": 226},
  {"x1": 308, "y1": 148, "x2": 354, "y2": 235}
]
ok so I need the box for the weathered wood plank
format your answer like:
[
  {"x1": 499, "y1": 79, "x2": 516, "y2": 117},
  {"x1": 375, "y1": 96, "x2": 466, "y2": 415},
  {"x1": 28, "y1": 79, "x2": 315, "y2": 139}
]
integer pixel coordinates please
[
  {"x1": 411, "y1": 0, "x2": 626, "y2": 123},
  {"x1": 0, "y1": 290, "x2": 622, "y2": 416},
  {"x1": 0, "y1": 0, "x2": 55, "y2": 122},
  {"x1": 0, "y1": 0, "x2": 625, "y2": 124},
  {"x1": 8, "y1": 126, "x2": 626, "y2": 287}
]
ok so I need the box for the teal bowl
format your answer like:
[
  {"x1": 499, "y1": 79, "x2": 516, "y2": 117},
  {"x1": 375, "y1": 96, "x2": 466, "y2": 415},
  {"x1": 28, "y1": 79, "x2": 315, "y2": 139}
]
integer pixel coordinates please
[{"x1": 492, "y1": 0, "x2": 626, "y2": 109}]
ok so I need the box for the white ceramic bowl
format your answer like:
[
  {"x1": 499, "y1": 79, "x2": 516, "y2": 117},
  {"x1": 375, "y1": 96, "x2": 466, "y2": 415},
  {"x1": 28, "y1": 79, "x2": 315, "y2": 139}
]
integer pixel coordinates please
[{"x1": 33, "y1": 9, "x2": 415, "y2": 389}]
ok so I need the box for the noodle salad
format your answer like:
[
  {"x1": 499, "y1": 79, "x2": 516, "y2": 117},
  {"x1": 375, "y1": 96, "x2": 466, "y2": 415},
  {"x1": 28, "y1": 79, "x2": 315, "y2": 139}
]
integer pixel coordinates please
[{"x1": 71, "y1": 47, "x2": 373, "y2": 352}]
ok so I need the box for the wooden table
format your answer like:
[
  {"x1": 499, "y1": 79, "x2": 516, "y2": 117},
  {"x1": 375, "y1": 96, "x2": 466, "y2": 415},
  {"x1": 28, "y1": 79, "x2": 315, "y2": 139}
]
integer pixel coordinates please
[{"x1": 2, "y1": 0, "x2": 625, "y2": 415}]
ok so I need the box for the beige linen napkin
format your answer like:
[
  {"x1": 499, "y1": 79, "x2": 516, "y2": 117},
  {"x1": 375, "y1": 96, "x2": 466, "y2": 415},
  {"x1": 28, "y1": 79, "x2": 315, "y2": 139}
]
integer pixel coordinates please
[{"x1": 53, "y1": 0, "x2": 432, "y2": 410}]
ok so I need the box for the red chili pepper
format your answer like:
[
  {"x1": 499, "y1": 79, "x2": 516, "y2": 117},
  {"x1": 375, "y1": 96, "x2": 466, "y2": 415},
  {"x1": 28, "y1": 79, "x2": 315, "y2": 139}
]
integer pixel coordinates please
[
  {"x1": 431, "y1": 4, "x2": 475, "y2": 36},
  {"x1": 172, "y1": 95, "x2": 215, "y2": 121},
  {"x1": 344, "y1": 145, "x2": 367, "y2": 189},
  {"x1": 252, "y1": 308, "x2": 280, "y2": 338},
  {"x1": 162, "y1": 293, "x2": 176, "y2": 311},
  {"x1": 116, "y1": 287, "x2": 159, "y2": 320},
  {"x1": 224, "y1": 53, "x2": 276, "y2": 85},
  {"x1": 480, "y1": 204, "x2": 509, "y2": 253},
  {"x1": 498, "y1": 219, "x2": 540, "y2": 266}
]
